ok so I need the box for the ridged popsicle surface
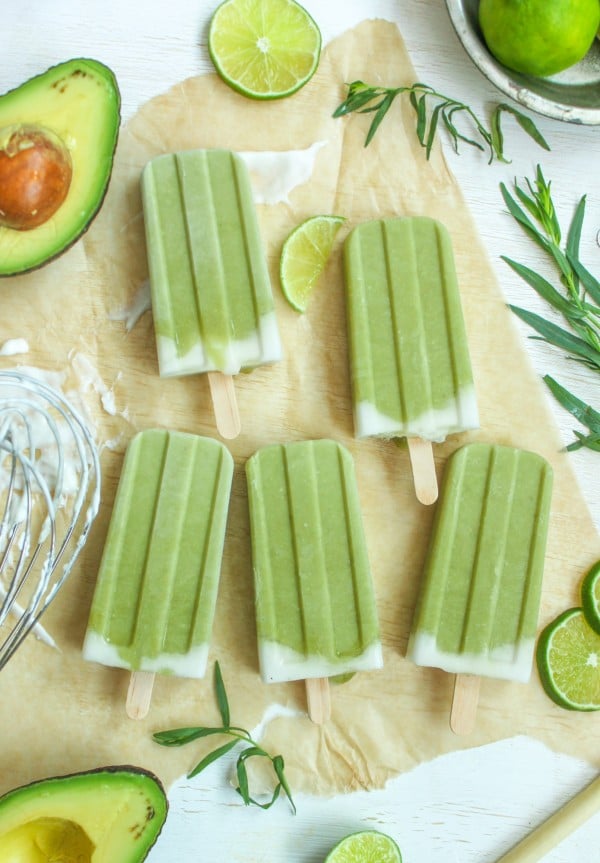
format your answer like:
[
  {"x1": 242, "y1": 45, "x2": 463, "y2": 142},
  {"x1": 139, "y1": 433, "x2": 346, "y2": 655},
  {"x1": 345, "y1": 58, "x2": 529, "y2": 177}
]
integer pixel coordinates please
[
  {"x1": 408, "y1": 442, "x2": 553, "y2": 682},
  {"x1": 142, "y1": 148, "x2": 281, "y2": 376},
  {"x1": 83, "y1": 429, "x2": 233, "y2": 677},
  {"x1": 344, "y1": 216, "x2": 479, "y2": 442},
  {"x1": 246, "y1": 439, "x2": 383, "y2": 683}
]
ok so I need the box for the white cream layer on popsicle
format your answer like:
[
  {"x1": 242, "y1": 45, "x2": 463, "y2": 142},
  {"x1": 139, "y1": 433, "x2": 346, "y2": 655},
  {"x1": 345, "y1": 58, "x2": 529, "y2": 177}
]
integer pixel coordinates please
[
  {"x1": 408, "y1": 632, "x2": 536, "y2": 683},
  {"x1": 83, "y1": 631, "x2": 211, "y2": 679},
  {"x1": 259, "y1": 640, "x2": 384, "y2": 684},
  {"x1": 355, "y1": 384, "x2": 479, "y2": 443},
  {"x1": 156, "y1": 310, "x2": 281, "y2": 377}
]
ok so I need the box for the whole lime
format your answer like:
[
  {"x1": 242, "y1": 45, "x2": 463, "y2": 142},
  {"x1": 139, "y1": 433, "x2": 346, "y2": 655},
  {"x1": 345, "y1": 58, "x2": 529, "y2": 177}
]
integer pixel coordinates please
[{"x1": 479, "y1": 0, "x2": 600, "y2": 77}]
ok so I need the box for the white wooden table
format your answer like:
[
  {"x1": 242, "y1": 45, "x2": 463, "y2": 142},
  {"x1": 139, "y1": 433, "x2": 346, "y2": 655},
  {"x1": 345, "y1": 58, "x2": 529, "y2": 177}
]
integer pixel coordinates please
[{"x1": 1, "y1": 1, "x2": 599, "y2": 860}]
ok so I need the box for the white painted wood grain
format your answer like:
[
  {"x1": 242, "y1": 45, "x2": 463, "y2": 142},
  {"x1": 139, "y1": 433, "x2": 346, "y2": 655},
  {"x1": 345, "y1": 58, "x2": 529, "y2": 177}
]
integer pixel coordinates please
[
  {"x1": 149, "y1": 734, "x2": 598, "y2": 863},
  {"x1": 2, "y1": 2, "x2": 599, "y2": 860}
]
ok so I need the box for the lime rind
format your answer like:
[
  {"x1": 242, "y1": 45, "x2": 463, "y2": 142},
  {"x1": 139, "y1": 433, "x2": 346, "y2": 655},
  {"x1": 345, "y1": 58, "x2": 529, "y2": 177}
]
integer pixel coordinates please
[
  {"x1": 330, "y1": 672, "x2": 356, "y2": 685},
  {"x1": 581, "y1": 560, "x2": 600, "y2": 635},
  {"x1": 325, "y1": 830, "x2": 402, "y2": 863},
  {"x1": 279, "y1": 214, "x2": 346, "y2": 312},
  {"x1": 208, "y1": 0, "x2": 321, "y2": 100},
  {"x1": 479, "y1": 0, "x2": 600, "y2": 78},
  {"x1": 536, "y1": 607, "x2": 600, "y2": 711}
]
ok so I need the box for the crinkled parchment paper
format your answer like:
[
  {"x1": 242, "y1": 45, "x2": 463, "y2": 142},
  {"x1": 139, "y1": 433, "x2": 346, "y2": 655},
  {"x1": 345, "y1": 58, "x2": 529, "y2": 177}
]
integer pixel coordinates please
[{"x1": 1, "y1": 20, "x2": 599, "y2": 798}]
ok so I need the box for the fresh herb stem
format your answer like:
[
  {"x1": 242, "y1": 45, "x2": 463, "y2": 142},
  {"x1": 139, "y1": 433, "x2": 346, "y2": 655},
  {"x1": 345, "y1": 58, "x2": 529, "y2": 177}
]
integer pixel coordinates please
[
  {"x1": 333, "y1": 80, "x2": 550, "y2": 162},
  {"x1": 501, "y1": 166, "x2": 600, "y2": 451},
  {"x1": 153, "y1": 662, "x2": 296, "y2": 814}
]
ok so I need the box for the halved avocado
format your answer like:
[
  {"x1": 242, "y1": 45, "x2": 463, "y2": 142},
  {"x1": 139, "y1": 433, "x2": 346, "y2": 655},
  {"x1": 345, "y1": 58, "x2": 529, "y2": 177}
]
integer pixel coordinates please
[
  {"x1": 0, "y1": 766, "x2": 168, "y2": 862},
  {"x1": 0, "y1": 58, "x2": 120, "y2": 277}
]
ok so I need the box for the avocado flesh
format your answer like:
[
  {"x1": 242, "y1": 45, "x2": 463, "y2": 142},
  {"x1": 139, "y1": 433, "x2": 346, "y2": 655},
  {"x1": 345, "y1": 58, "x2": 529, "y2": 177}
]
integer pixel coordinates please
[
  {"x1": 0, "y1": 817, "x2": 95, "y2": 862},
  {"x1": 0, "y1": 767, "x2": 168, "y2": 862},
  {"x1": 0, "y1": 58, "x2": 120, "y2": 277}
]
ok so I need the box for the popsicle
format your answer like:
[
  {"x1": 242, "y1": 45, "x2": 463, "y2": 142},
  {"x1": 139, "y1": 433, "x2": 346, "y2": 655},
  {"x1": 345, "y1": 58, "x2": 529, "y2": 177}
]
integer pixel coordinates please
[
  {"x1": 406, "y1": 441, "x2": 553, "y2": 734},
  {"x1": 343, "y1": 216, "x2": 479, "y2": 504},
  {"x1": 246, "y1": 439, "x2": 383, "y2": 723},
  {"x1": 83, "y1": 428, "x2": 233, "y2": 718},
  {"x1": 141, "y1": 148, "x2": 282, "y2": 439}
]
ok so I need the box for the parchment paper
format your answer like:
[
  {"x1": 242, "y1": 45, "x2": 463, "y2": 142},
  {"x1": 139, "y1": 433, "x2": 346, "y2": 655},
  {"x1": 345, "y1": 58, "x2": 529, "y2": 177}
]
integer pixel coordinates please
[{"x1": 1, "y1": 21, "x2": 599, "y2": 799}]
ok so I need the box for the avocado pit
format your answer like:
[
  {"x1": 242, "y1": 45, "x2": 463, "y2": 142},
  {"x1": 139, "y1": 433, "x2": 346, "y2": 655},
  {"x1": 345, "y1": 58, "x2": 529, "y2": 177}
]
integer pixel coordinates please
[
  {"x1": 0, "y1": 125, "x2": 72, "y2": 230},
  {"x1": 0, "y1": 58, "x2": 121, "y2": 275},
  {"x1": 0, "y1": 816, "x2": 94, "y2": 863}
]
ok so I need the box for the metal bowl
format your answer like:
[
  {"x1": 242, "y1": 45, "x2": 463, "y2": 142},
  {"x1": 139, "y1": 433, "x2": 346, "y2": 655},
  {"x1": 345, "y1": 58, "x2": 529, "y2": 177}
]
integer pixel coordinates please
[{"x1": 445, "y1": 0, "x2": 600, "y2": 124}]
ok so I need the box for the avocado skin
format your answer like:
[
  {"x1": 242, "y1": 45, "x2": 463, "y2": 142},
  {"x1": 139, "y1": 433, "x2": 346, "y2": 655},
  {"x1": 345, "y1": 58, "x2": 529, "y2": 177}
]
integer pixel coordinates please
[
  {"x1": 0, "y1": 765, "x2": 168, "y2": 862},
  {"x1": 0, "y1": 58, "x2": 121, "y2": 277}
]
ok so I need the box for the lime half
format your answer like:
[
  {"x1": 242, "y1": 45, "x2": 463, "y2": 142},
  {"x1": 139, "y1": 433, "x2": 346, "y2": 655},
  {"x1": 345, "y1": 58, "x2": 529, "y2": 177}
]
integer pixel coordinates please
[
  {"x1": 581, "y1": 560, "x2": 600, "y2": 634},
  {"x1": 325, "y1": 831, "x2": 402, "y2": 863},
  {"x1": 280, "y1": 215, "x2": 346, "y2": 312},
  {"x1": 208, "y1": 0, "x2": 322, "y2": 100},
  {"x1": 536, "y1": 608, "x2": 600, "y2": 711}
]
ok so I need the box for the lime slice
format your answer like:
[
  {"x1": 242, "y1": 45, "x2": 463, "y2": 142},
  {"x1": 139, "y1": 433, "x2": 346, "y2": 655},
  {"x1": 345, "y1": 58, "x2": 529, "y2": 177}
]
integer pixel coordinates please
[
  {"x1": 536, "y1": 608, "x2": 600, "y2": 711},
  {"x1": 581, "y1": 560, "x2": 600, "y2": 634},
  {"x1": 208, "y1": 0, "x2": 322, "y2": 100},
  {"x1": 280, "y1": 215, "x2": 346, "y2": 312},
  {"x1": 325, "y1": 831, "x2": 402, "y2": 863}
]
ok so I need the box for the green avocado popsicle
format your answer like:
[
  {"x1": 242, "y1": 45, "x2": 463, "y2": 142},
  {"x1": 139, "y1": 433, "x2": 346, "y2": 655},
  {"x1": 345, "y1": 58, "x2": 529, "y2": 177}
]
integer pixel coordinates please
[
  {"x1": 344, "y1": 216, "x2": 479, "y2": 443},
  {"x1": 142, "y1": 148, "x2": 281, "y2": 378},
  {"x1": 343, "y1": 216, "x2": 480, "y2": 504},
  {"x1": 407, "y1": 441, "x2": 553, "y2": 682},
  {"x1": 246, "y1": 439, "x2": 383, "y2": 686},
  {"x1": 83, "y1": 429, "x2": 233, "y2": 680}
]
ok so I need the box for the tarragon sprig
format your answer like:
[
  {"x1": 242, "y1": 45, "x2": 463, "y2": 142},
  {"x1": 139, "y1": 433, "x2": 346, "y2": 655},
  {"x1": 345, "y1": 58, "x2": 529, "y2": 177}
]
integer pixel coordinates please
[
  {"x1": 544, "y1": 376, "x2": 600, "y2": 452},
  {"x1": 153, "y1": 662, "x2": 296, "y2": 813},
  {"x1": 500, "y1": 166, "x2": 600, "y2": 451},
  {"x1": 333, "y1": 80, "x2": 550, "y2": 162}
]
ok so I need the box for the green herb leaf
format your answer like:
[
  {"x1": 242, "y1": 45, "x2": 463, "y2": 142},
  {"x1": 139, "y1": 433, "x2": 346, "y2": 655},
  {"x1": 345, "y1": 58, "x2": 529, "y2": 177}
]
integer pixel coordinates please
[
  {"x1": 238, "y1": 783, "x2": 284, "y2": 811},
  {"x1": 153, "y1": 726, "x2": 228, "y2": 746},
  {"x1": 236, "y1": 757, "x2": 250, "y2": 804},
  {"x1": 566, "y1": 196, "x2": 586, "y2": 268},
  {"x1": 490, "y1": 107, "x2": 505, "y2": 160},
  {"x1": 509, "y1": 305, "x2": 600, "y2": 369},
  {"x1": 500, "y1": 183, "x2": 552, "y2": 253},
  {"x1": 543, "y1": 376, "x2": 600, "y2": 432},
  {"x1": 214, "y1": 661, "x2": 230, "y2": 727},
  {"x1": 188, "y1": 739, "x2": 239, "y2": 779},
  {"x1": 569, "y1": 254, "x2": 600, "y2": 307},
  {"x1": 365, "y1": 92, "x2": 396, "y2": 144},
  {"x1": 426, "y1": 101, "x2": 445, "y2": 158},
  {"x1": 416, "y1": 93, "x2": 429, "y2": 144},
  {"x1": 502, "y1": 257, "x2": 574, "y2": 317},
  {"x1": 568, "y1": 430, "x2": 600, "y2": 452},
  {"x1": 233, "y1": 747, "x2": 293, "y2": 811},
  {"x1": 543, "y1": 376, "x2": 600, "y2": 451},
  {"x1": 272, "y1": 754, "x2": 296, "y2": 814},
  {"x1": 333, "y1": 80, "x2": 549, "y2": 161},
  {"x1": 444, "y1": 104, "x2": 486, "y2": 154},
  {"x1": 333, "y1": 82, "x2": 373, "y2": 114},
  {"x1": 152, "y1": 662, "x2": 296, "y2": 813},
  {"x1": 237, "y1": 745, "x2": 270, "y2": 762},
  {"x1": 495, "y1": 103, "x2": 551, "y2": 153},
  {"x1": 502, "y1": 168, "x2": 600, "y2": 452}
]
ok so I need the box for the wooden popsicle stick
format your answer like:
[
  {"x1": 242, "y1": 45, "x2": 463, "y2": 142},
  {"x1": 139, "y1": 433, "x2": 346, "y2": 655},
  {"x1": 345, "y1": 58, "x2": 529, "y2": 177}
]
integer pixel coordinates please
[
  {"x1": 305, "y1": 677, "x2": 332, "y2": 724},
  {"x1": 494, "y1": 774, "x2": 600, "y2": 863},
  {"x1": 407, "y1": 438, "x2": 438, "y2": 505},
  {"x1": 449, "y1": 673, "x2": 480, "y2": 735},
  {"x1": 126, "y1": 670, "x2": 155, "y2": 720},
  {"x1": 207, "y1": 372, "x2": 241, "y2": 440}
]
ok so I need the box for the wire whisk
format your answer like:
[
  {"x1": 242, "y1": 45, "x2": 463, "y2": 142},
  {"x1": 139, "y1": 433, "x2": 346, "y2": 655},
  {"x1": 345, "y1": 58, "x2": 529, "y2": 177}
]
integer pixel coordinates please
[{"x1": 0, "y1": 369, "x2": 101, "y2": 670}]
